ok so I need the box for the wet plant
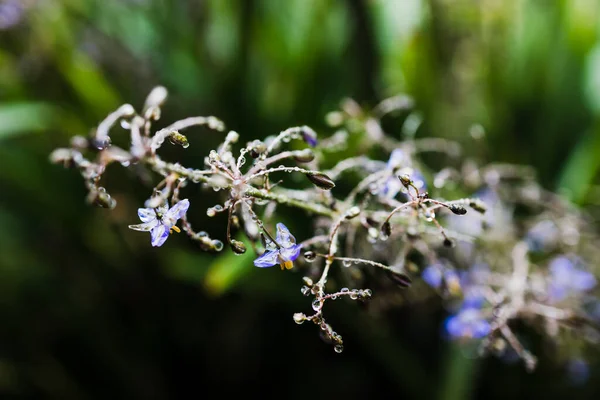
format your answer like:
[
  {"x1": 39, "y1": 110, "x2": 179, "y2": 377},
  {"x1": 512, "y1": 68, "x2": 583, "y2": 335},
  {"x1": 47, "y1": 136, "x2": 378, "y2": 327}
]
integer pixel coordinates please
[{"x1": 50, "y1": 87, "x2": 600, "y2": 373}]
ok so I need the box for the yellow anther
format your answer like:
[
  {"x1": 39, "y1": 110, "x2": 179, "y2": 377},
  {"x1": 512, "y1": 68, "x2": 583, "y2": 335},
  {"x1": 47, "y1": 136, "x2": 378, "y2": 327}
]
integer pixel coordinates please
[
  {"x1": 170, "y1": 225, "x2": 181, "y2": 234},
  {"x1": 280, "y1": 260, "x2": 294, "y2": 270}
]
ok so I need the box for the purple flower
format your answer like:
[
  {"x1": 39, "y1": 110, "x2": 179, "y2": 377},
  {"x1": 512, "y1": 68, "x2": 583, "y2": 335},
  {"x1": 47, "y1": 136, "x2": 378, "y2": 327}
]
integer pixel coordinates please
[
  {"x1": 422, "y1": 263, "x2": 461, "y2": 295},
  {"x1": 444, "y1": 306, "x2": 490, "y2": 340},
  {"x1": 547, "y1": 256, "x2": 596, "y2": 303},
  {"x1": 128, "y1": 199, "x2": 189, "y2": 247},
  {"x1": 254, "y1": 223, "x2": 302, "y2": 270},
  {"x1": 566, "y1": 358, "x2": 590, "y2": 386},
  {"x1": 301, "y1": 128, "x2": 318, "y2": 147}
]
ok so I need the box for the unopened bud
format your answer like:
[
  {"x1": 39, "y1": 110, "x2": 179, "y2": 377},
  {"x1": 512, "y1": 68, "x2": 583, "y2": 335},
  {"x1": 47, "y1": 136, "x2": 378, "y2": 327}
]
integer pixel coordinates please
[
  {"x1": 168, "y1": 131, "x2": 189, "y2": 148},
  {"x1": 448, "y1": 204, "x2": 467, "y2": 215},
  {"x1": 398, "y1": 174, "x2": 412, "y2": 187},
  {"x1": 230, "y1": 240, "x2": 247, "y2": 254},
  {"x1": 293, "y1": 148, "x2": 315, "y2": 163},
  {"x1": 89, "y1": 187, "x2": 116, "y2": 209},
  {"x1": 344, "y1": 206, "x2": 360, "y2": 219},
  {"x1": 385, "y1": 269, "x2": 412, "y2": 288},
  {"x1": 443, "y1": 238, "x2": 455, "y2": 248},
  {"x1": 469, "y1": 199, "x2": 487, "y2": 214},
  {"x1": 306, "y1": 173, "x2": 335, "y2": 190},
  {"x1": 301, "y1": 126, "x2": 318, "y2": 147},
  {"x1": 380, "y1": 221, "x2": 392, "y2": 238},
  {"x1": 303, "y1": 251, "x2": 317, "y2": 262}
]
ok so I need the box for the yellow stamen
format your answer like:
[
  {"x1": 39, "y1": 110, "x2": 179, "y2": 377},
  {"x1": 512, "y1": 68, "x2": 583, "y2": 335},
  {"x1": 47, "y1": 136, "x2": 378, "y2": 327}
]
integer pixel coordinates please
[
  {"x1": 170, "y1": 226, "x2": 181, "y2": 234},
  {"x1": 280, "y1": 260, "x2": 294, "y2": 270}
]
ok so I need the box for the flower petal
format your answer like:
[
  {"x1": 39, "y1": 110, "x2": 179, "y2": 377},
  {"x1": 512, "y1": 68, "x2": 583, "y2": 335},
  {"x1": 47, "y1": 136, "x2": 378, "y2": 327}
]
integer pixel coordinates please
[
  {"x1": 128, "y1": 220, "x2": 159, "y2": 232},
  {"x1": 166, "y1": 199, "x2": 190, "y2": 220},
  {"x1": 275, "y1": 223, "x2": 296, "y2": 246},
  {"x1": 280, "y1": 244, "x2": 302, "y2": 262},
  {"x1": 253, "y1": 250, "x2": 279, "y2": 268},
  {"x1": 150, "y1": 224, "x2": 169, "y2": 247},
  {"x1": 138, "y1": 207, "x2": 156, "y2": 223}
]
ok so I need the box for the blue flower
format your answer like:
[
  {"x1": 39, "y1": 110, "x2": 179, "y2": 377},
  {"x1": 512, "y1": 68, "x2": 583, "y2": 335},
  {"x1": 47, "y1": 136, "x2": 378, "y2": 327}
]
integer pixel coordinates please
[
  {"x1": 548, "y1": 256, "x2": 596, "y2": 303},
  {"x1": 566, "y1": 358, "x2": 590, "y2": 386},
  {"x1": 422, "y1": 263, "x2": 461, "y2": 295},
  {"x1": 444, "y1": 306, "x2": 490, "y2": 340},
  {"x1": 128, "y1": 199, "x2": 190, "y2": 247},
  {"x1": 254, "y1": 223, "x2": 302, "y2": 270}
]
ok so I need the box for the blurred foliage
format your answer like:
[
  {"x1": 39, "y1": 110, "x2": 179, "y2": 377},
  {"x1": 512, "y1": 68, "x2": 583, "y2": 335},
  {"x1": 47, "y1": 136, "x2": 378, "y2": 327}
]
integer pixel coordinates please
[{"x1": 1, "y1": 0, "x2": 600, "y2": 398}]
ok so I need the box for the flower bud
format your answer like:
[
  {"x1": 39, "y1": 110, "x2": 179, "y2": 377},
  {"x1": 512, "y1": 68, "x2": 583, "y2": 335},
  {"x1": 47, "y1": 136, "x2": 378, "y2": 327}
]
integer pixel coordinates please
[
  {"x1": 89, "y1": 187, "x2": 116, "y2": 209},
  {"x1": 230, "y1": 240, "x2": 247, "y2": 254},
  {"x1": 469, "y1": 199, "x2": 487, "y2": 214},
  {"x1": 448, "y1": 204, "x2": 467, "y2": 215},
  {"x1": 303, "y1": 251, "x2": 317, "y2": 262},
  {"x1": 380, "y1": 221, "x2": 392, "y2": 238},
  {"x1": 301, "y1": 126, "x2": 318, "y2": 147},
  {"x1": 398, "y1": 174, "x2": 412, "y2": 187},
  {"x1": 168, "y1": 131, "x2": 189, "y2": 148},
  {"x1": 385, "y1": 269, "x2": 412, "y2": 288},
  {"x1": 293, "y1": 148, "x2": 315, "y2": 163},
  {"x1": 344, "y1": 206, "x2": 360, "y2": 219},
  {"x1": 306, "y1": 173, "x2": 335, "y2": 190}
]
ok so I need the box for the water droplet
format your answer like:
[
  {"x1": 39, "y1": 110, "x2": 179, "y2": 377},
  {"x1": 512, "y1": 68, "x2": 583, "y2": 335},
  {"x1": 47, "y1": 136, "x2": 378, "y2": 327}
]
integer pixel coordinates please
[
  {"x1": 350, "y1": 291, "x2": 358, "y2": 300},
  {"x1": 331, "y1": 295, "x2": 338, "y2": 300},
  {"x1": 212, "y1": 240, "x2": 224, "y2": 251},
  {"x1": 120, "y1": 161, "x2": 131, "y2": 167},
  {"x1": 334, "y1": 345, "x2": 344, "y2": 353},
  {"x1": 342, "y1": 260, "x2": 352, "y2": 267},
  {"x1": 206, "y1": 208, "x2": 216, "y2": 217},
  {"x1": 197, "y1": 231, "x2": 208, "y2": 237},
  {"x1": 214, "y1": 205, "x2": 224, "y2": 212},
  {"x1": 312, "y1": 299, "x2": 321, "y2": 311},
  {"x1": 364, "y1": 289, "x2": 372, "y2": 297},
  {"x1": 301, "y1": 286, "x2": 310, "y2": 296},
  {"x1": 340, "y1": 288, "x2": 349, "y2": 293}
]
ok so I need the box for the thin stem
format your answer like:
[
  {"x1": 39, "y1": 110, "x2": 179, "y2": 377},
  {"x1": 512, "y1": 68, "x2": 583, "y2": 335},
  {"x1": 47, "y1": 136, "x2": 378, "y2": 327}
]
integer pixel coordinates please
[
  {"x1": 243, "y1": 186, "x2": 336, "y2": 218},
  {"x1": 247, "y1": 165, "x2": 321, "y2": 181}
]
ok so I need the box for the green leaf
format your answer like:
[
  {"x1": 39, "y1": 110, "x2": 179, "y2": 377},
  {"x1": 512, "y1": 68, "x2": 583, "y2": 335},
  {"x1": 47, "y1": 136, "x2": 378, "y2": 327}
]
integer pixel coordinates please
[{"x1": 0, "y1": 102, "x2": 57, "y2": 140}]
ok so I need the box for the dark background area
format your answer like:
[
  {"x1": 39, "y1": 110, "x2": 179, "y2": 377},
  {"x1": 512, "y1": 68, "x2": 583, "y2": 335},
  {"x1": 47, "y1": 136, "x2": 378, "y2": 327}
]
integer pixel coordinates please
[{"x1": 1, "y1": 0, "x2": 600, "y2": 398}]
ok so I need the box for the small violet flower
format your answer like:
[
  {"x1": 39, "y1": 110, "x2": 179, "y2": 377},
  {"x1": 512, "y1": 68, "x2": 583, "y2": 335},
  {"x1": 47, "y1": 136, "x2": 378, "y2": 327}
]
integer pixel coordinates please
[
  {"x1": 128, "y1": 199, "x2": 190, "y2": 247},
  {"x1": 422, "y1": 263, "x2": 461, "y2": 295},
  {"x1": 254, "y1": 223, "x2": 302, "y2": 270},
  {"x1": 444, "y1": 299, "x2": 490, "y2": 340},
  {"x1": 547, "y1": 256, "x2": 596, "y2": 303}
]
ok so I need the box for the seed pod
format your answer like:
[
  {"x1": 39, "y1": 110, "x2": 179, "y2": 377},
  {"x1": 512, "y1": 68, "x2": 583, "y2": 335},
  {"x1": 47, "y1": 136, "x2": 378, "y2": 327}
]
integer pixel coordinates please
[
  {"x1": 306, "y1": 173, "x2": 335, "y2": 190},
  {"x1": 230, "y1": 240, "x2": 247, "y2": 254},
  {"x1": 448, "y1": 205, "x2": 467, "y2": 215},
  {"x1": 385, "y1": 269, "x2": 412, "y2": 288}
]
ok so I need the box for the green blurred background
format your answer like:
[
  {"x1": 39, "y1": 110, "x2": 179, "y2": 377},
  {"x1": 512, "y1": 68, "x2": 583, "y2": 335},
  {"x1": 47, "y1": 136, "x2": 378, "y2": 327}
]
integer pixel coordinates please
[{"x1": 1, "y1": 0, "x2": 600, "y2": 398}]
